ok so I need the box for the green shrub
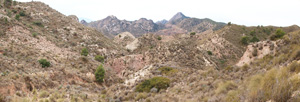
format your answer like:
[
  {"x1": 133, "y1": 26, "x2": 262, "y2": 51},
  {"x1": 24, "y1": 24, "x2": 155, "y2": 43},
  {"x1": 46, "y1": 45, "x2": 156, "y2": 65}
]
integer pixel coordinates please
[
  {"x1": 157, "y1": 36, "x2": 162, "y2": 40},
  {"x1": 250, "y1": 36, "x2": 260, "y2": 42},
  {"x1": 207, "y1": 51, "x2": 213, "y2": 55},
  {"x1": 250, "y1": 30, "x2": 256, "y2": 36},
  {"x1": 33, "y1": 21, "x2": 43, "y2": 27},
  {"x1": 241, "y1": 36, "x2": 249, "y2": 45},
  {"x1": 38, "y1": 59, "x2": 50, "y2": 68},
  {"x1": 19, "y1": 11, "x2": 25, "y2": 16},
  {"x1": 95, "y1": 55, "x2": 104, "y2": 63},
  {"x1": 95, "y1": 65, "x2": 105, "y2": 83},
  {"x1": 32, "y1": 32, "x2": 38, "y2": 37},
  {"x1": 270, "y1": 29, "x2": 285, "y2": 40},
  {"x1": 15, "y1": 14, "x2": 20, "y2": 20},
  {"x1": 12, "y1": 9, "x2": 17, "y2": 13},
  {"x1": 136, "y1": 77, "x2": 170, "y2": 92},
  {"x1": 190, "y1": 32, "x2": 196, "y2": 36},
  {"x1": 158, "y1": 66, "x2": 178, "y2": 75},
  {"x1": 81, "y1": 48, "x2": 88, "y2": 56}
]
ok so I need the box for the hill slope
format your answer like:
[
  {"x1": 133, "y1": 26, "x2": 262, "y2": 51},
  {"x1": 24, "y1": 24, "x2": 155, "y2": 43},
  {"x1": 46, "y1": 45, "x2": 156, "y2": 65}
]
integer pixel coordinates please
[{"x1": 2, "y1": 1, "x2": 300, "y2": 102}]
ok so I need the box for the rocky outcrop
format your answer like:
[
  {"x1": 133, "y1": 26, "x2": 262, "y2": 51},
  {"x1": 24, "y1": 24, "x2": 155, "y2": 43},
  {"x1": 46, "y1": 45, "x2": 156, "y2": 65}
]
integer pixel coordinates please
[
  {"x1": 68, "y1": 15, "x2": 79, "y2": 22},
  {"x1": 236, "y1": 41, "x2": 278, "y2": 66}
]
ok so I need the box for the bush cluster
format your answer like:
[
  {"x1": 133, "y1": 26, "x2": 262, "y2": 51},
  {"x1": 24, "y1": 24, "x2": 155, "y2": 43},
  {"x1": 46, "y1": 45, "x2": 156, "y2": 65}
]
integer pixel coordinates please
[
  {"x1": 270, "y1": 29, "x2": 285, "y2": 40},
  {"x1": 135, "y1": 77, "x2": 170, "y2": 92},
  {"x1": 95, "y1": 55, "x2": 104, "y2": 63}
]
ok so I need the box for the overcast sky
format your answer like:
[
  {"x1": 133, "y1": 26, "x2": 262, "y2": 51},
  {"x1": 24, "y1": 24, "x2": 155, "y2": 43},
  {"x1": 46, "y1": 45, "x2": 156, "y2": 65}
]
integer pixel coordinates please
[{"x1": 16, "y1": 0, "x2": 300, "y2": 26}]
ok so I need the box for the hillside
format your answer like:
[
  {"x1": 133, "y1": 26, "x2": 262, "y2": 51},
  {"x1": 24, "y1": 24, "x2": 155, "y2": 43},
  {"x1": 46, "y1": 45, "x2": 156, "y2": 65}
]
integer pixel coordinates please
[
  {"x1": 0, "y1": 1, "x2": 125, "y2": 101},
  {"x1": 1, "y1": 1, "x2": 300, "y2": 102}
]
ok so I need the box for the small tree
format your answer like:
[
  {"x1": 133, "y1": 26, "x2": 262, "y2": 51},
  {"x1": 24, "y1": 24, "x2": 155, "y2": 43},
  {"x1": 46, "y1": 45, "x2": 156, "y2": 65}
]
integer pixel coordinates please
[
  {"x1": 95, "y1": 65, "x2": 105, "y2": 83},
  {"x1": 228, "y1": 22, "x2": 231, "y2": 26},
  {"x1": 95, "y1": 55, "x2": 105, "y2": 63},
  {"x1": 38, "y1": 59, "x2": 50, "y2": 68},
  {"x1": 81, "y1": 48, "x2": 88, "y2": 56}
]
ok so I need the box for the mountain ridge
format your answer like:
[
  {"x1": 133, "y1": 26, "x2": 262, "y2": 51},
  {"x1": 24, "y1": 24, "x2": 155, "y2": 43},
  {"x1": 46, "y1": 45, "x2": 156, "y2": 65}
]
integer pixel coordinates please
[{"x1": 82, "y1": 12, "x2": 226, "y2": 38}]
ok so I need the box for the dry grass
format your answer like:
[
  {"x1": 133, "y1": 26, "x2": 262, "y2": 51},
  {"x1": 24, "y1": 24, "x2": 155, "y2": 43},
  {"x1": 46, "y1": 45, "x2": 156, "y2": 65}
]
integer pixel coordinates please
[
  {"x1": 215, "y1": 81, "x2": 237, "y2": 95},
  {"x1": 225, "y1": 90, "x2": 240, "y2": 102},
  {"x1": 39, "y1": 91, "x2": 49, "y2": 98}
]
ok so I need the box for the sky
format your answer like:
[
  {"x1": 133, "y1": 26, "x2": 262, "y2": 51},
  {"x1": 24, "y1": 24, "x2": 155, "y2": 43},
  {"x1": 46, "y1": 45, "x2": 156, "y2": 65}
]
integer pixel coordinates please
[{"x1": 16, "y1": 0, "x2": 300, "y2": 26}]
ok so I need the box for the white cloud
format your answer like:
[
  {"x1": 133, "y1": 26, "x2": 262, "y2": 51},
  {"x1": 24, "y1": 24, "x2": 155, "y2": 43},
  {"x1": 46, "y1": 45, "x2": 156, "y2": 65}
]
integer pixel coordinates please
[{"x1": 16, "y1": 0, "x2": 300, "y2": 26}]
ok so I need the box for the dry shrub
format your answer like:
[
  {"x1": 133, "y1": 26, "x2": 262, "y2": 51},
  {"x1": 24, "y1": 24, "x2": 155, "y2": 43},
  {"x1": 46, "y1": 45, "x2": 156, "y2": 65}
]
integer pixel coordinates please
[
  {"x1": 225, "y1": 90, "x2": 240, "y2": 102},
  {"x1": 246, "y1": 67, "x2": 300, "y2": 102},
  {"x1": 158, "y1": 66, "x2": 178, "y2": 76},
  {"x1": 39, "y1": 91, "x2": 49, "y2": 98},
  {"x1": 288, "y1": 61, "x2": 300, "y2": 73},
  {"x1": 215, "y1": 81, "x2": 237, "y2": 95},
  {"x1": 135, "y1": 93, "x2": 147, "y2": 101}
]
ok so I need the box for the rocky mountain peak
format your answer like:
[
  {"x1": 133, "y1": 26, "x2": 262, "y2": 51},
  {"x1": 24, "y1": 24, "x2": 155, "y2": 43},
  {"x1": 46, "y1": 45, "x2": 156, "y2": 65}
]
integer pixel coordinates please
[
  {"x1": 106, "y1": 15, "x2": 118, "y2": 19},
  {"x1": 169, "y1": 12, "x2": 189, "y2": 23},
  {"x1": 156, "y1": 19, "x2": 168, "y2": 24},
  {"x1": 80, "y1": 20, "x2": 88, "y2": 25}
]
